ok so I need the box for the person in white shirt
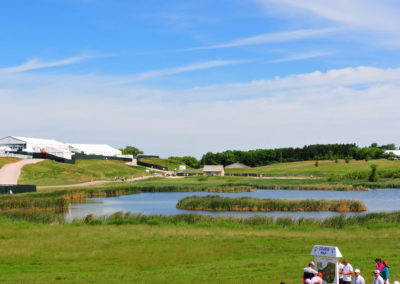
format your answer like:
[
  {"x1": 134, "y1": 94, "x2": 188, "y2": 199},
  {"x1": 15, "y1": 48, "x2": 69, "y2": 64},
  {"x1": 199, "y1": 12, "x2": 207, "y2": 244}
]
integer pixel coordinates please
[
  {"x1": 353, "y1": 269, "x2": 365, "y2": 284},
  {"x1": 340, "y1": 259, "x2": 353, "y2": 284},
  {"x1": 374, "y1": 270, "x2": 384, "y2": 284},
  {"x1": 338, "y1": 260, "x2": 344, "y2": 284},
  {"x1": 303, "y1": 261, "x2": 318, "y2": 280}
]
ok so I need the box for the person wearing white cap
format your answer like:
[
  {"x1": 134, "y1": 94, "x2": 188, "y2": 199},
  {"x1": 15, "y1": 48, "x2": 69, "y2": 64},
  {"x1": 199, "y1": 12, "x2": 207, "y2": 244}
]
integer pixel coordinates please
[
  {"x1": 374, "y1": 269, "x2": 384, "y2": 284},
  {"x1": 303, "y1": 261, "x2": 318, "y2": 281},
  {"x1": 353, "y1": 269, "x2": 365, "y2": 284}
]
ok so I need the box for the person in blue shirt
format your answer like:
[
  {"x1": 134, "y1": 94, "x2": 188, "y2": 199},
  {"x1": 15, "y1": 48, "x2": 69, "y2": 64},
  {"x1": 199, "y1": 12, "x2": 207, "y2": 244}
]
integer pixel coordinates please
[{"x1": 380, "y1": 260, "x2": 390, "y2": 284}]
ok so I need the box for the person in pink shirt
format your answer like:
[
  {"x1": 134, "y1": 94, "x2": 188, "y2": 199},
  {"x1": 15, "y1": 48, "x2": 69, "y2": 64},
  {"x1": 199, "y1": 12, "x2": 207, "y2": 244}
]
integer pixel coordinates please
[
  {"x1": 310, "y1": 272, "x2": 323, "y2": 284},
  {"x1": 375, "y1": 258, "x2": 385, "y2": 272}
]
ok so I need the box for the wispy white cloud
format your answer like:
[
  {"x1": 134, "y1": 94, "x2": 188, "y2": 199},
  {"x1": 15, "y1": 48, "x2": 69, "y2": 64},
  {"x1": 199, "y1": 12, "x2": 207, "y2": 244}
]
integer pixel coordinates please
[
  {"x1": 270, "y1": 51, "x2": 331, "y2": 63},
  {"x1": 117, "y1": 59, "x2": 250, "y2": 83},
  {"x1": 0, "y1": 55, "x2": 91, "y2": 73},
  {"x1": 256, "y1": 0, "x2": 400, "y2": 45},
  {"x1": 177, "y1": 28, "x2": 341, "y2": 51}
]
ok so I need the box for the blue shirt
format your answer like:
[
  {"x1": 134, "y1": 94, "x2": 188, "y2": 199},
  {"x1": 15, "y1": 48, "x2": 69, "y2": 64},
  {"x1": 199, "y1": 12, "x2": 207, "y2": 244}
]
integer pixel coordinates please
[{"x1": 380, "y1": 267, "x2": 389, "y2": 280}]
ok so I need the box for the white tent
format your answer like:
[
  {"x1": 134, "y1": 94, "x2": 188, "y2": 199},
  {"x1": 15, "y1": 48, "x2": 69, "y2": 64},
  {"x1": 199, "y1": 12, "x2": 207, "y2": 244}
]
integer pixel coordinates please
[
  {"x1": 69, "y1": 144, "x2": 123, "y2": 157},
  {"x1": 15, "y1": 136, "x2": 73, "y2": 159}
]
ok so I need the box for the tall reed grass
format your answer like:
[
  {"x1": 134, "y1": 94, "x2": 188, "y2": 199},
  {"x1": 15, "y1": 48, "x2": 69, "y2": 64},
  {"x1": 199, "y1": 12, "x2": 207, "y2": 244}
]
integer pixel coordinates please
[{"x1": 176, "y1": 195, "x2": 367, "y2": 212}]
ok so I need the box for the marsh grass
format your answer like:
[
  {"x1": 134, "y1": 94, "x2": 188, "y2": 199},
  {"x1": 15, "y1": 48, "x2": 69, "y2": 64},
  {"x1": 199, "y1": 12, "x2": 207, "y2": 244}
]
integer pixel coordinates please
[{"x1": 176, "y1": 195, "x2": 367, "y2": 212}]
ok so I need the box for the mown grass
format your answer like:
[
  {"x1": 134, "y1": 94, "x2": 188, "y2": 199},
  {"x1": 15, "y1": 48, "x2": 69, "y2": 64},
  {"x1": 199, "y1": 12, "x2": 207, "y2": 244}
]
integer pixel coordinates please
[
  {"x1": 139, "y1": 157, "x2": 188, "y2": 171},
  {"x1": 0, "y1": 157, "x2": 19, "y2": 169},
  {"x1": 176, "y1": 195, "x2": 367, "y2": 212},
  {"x1": 225, "y1": 159, "x2": 400, "y2": 176},
  {"x1": 19, "y1": 159, "x2": 148, "y2": 186},
  {"x1": 0, "y1": 217, "x2": 399, "y2": 283}
]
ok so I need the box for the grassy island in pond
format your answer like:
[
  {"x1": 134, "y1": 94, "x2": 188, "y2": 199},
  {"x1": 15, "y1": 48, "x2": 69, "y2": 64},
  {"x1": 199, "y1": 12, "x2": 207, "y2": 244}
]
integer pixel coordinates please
[{"x1": 177, "y1": 195, "x2": 367, "y2": 212}]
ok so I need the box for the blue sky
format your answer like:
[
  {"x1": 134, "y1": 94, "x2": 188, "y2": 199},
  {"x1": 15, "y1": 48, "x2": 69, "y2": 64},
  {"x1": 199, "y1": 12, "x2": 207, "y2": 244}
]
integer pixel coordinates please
[{"x1": 1, "y1": 0, "x2": 400, "y2": 157}]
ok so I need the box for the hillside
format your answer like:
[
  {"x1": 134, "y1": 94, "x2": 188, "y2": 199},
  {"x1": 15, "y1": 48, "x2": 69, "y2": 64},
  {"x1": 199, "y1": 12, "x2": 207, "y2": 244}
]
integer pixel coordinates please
[
  {"x1": 19, "y1": 159, "x2": 148, "y2": 186},
  {"x1": 224, "y1": 159, "x2": 400, "y2": 176},
  {"x1": 139, "y1": 157, "x2": 189, "y2": 171}
]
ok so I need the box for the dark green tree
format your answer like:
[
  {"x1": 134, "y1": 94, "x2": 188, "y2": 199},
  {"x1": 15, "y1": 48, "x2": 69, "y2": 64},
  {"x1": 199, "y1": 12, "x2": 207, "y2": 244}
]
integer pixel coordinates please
[
  {"x1": 369, "y1": 164, "x2": 378, "y2": 182},
  {"x1": 120, "y1": 146, "x2": 143, "y2": 156}
]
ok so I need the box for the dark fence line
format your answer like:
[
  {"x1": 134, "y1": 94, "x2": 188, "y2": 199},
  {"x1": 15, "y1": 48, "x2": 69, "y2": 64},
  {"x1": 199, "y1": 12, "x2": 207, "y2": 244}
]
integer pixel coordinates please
[
  {"x1": 0, "y1": 184, "x2": 36, "y2": 195},
  {"x1": 137, "y1": 155, "x2": 159, "y2": 159},
  {"x1": 13, "y1": 151, "x2": 76, "y2": 164},
  {"x1": 137, "y1": 160, "x2": 168, "y2": 171},
  {"x1": 73, "y1": 153, "x2": 132, "y2": 162}
]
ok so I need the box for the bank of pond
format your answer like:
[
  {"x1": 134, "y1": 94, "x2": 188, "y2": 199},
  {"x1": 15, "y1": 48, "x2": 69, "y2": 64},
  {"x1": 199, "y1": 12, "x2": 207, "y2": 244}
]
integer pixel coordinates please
[{"x1": 176, "y1": 195, "x2": 366, "y2": 212}]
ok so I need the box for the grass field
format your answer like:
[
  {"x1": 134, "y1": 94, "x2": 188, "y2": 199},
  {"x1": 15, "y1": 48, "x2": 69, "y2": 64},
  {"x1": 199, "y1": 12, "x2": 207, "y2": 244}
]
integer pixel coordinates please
[
  {"x1": 0, "y1": 157, "x2": 19, "y2": 169},
  {"x1": 225, "y1": 159, "x2": 400, "y2": 175},
  {"x1": 19, "y1": 159, "x2": 148, "y2": 186},
  {"x1": 0, "y1": 220, "x2": 398, "y2": 283},
  {"x1": 139, "y1": 157, "x2": 188, "y2": 171}
]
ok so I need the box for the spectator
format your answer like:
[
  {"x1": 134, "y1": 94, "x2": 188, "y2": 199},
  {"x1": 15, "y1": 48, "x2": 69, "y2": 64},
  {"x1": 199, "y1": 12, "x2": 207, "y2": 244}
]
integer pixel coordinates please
[
  {"x1": 340, "y1": 259, "x2": 354, "y2": 284},
  {"x1": 353, "y1": 269, "x2": 365, "y2": 284},
  {"x1": 303, "y1": 261, "x2": 318, "y2": 280},
  {"x1": 380, "y1": 260, "x2": 390, "y2": 284},
  {"x1": 310, "y1": 272, "x2": 323, "y2": 284},
  {"x1": 374, "y1": 269, "x2": 384, "y2": 284},
  {"x1": 338, "y1": 260, "x2": 344, "y2": 284},
  {"x1": 376, "y1": 258, "x2": 385, "y2": 272}
]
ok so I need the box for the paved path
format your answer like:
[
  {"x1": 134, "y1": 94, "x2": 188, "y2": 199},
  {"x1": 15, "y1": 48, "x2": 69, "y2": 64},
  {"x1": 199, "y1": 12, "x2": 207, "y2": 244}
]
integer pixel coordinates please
[
  {"x1": 38, "y1": 175, "x2": 155, "y2": 189},
  {"x1": 0, "y1": 159, "x2": 44, "y2": 185}
]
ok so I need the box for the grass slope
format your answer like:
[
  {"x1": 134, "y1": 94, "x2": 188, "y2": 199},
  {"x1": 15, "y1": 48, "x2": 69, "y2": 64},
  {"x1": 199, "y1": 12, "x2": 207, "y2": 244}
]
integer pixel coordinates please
[
  {"x1": 19, "y1": 159, "x2": 147, "y2": 186},
  {"x1": 139, "y1": 157, "x2": 187, "y2": 170},
  {"x1": 225, "y1": 159, "x2": 400, "y2": 175},
  {"x1": 0, "y1": 221, "x2": 398, "y2": 283},
  {"x1": 0, "y1": 157, "x2": 19, "y2": 169}
]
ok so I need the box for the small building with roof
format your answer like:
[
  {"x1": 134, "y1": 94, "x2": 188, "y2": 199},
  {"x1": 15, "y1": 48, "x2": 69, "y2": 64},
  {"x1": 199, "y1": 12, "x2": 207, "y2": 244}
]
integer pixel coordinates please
[{"x1": 203, "y1": 165, "x2": 224, "y2": 176}]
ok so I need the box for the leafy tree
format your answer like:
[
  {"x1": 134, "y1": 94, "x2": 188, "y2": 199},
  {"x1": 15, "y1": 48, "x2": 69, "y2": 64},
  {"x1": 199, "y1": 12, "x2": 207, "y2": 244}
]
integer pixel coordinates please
[
  {"x1": 315, "y1": 160, "x2": 319, "y2": 167},
  {"x1": 345, "y1": 156, "x2": 351, "y2": 164},
  {"x1": 120, "y1": 146, "x2": 143, "y2": 156},
  {"x1": 181, "y1": 156, "x2": 200, "y2": 169},
  {"x1": 370, "y1": 142, "x2": 378, "y2": 148}
]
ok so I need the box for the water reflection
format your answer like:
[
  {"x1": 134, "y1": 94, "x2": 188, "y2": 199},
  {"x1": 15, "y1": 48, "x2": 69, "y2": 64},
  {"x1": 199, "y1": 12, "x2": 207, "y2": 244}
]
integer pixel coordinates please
[{"x1": 67, "y1": 188, "x2": 400, "y2": 221}]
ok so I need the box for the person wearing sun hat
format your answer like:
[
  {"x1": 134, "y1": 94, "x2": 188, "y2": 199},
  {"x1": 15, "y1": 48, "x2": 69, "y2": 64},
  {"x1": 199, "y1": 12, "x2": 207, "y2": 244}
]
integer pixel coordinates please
[
  {"x1": 303, "y1": 261, "x2": 318, "y2": 280},
  {"x1": 374, "y1": 269, "x2": 384, "y2": 284},
  {"x1": 353, "y1": 269, "x2": 365, "y2": 284}
]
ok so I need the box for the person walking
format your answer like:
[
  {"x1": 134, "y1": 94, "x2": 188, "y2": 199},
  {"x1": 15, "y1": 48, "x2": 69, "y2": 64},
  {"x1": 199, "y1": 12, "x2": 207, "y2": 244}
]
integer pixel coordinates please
[
  {"x1": 380, "y1": 260, "x2": 390, "y2": 284},
  {"x1": 374, "y1": 269, "x2": 384, "y2": 284},
  {"x1": 340, "y1": 259, "x2": 354, "y2": 284},
  {"x1": 303, "y1": 261, "x2": 318, "y2": 280},
  {"x1": 353, "y1": 269, "x2": 365, "y2": 284}
]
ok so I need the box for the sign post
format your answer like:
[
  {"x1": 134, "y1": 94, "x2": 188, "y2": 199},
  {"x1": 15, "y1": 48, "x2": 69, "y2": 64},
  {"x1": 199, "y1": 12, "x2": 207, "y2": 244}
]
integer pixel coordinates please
[{"x1": 310, "y1": 245, "x2": 342, "y2": 284}]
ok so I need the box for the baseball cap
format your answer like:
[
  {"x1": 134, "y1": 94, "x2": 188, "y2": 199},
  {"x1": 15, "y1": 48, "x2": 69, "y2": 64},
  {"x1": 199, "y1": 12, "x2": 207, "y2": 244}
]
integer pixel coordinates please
[
  {"x1": 355, "y1": 269, "x2": 360, "y2": 273},
  {"x1": 374, "y1": 269, "x2": 380, "y2": 274},
  {"x1": 309, "y1": 261, "x2": 315, "y2": 266}
]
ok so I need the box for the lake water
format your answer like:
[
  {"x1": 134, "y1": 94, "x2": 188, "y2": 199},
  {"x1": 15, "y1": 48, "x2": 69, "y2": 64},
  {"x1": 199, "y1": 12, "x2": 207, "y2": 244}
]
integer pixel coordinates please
[{"x1": 67, "y1": 189, "x2": 400, "y2": 221}]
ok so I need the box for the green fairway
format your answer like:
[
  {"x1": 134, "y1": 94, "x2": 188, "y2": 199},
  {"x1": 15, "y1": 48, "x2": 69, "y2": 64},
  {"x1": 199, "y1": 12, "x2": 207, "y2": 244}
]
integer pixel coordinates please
[
  {"x1": 0, "y1": 157, "x2": 19, "y2": 169},
  {"x1": 19, "y1": 159, "x2": 148, "y2": 186},
  {"x1": 0, "y1": 220, "x2": 398, "y2": 283},
  {"x1": 225, "y1": 159, "x2": 400, "y2": 175}
]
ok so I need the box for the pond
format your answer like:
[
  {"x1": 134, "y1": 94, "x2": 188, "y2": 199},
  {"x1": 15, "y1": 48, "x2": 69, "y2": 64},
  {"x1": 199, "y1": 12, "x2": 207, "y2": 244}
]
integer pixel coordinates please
[{"x1": 67, "y1": 188, "x2": 400, "y2": 221}]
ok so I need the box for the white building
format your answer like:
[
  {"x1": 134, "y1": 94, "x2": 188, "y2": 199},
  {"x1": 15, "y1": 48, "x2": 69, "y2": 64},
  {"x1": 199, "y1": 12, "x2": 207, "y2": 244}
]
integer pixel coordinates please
[
  {"x1": 385, "y1": 150, "x2": 400, "y2": 159},
  {"x1": 0, "y1": 136, "x2": 73, "y2": 159},
  {"x1": 69, "y1": 143, "x2": 132, "y2": 158}
]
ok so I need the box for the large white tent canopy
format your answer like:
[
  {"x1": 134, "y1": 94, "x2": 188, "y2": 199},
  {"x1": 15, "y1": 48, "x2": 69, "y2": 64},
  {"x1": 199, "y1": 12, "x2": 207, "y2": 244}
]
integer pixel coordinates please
[{"x1": 68, "y1": 143, "x2": 122, "y2": 157}]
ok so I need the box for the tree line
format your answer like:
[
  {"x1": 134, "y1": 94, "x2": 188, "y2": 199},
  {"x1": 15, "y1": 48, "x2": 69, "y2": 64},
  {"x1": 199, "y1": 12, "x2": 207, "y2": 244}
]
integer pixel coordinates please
[{"x1": 200, "y1": 143, "x2": 396, "y2": 167}]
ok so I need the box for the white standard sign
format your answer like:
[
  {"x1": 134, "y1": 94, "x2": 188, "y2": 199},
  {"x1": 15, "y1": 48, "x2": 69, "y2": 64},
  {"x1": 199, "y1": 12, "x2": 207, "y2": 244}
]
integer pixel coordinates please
[{"x1": 310, "y1": 245, "x2": 342, "y2": 284}]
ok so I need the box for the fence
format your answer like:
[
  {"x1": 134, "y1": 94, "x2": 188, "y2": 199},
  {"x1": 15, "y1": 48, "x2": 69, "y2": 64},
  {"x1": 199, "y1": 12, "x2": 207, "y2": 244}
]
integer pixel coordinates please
[
  {"x1": 137, "y1": 160, "x2": 168, "y2": 171},
  {"x1": 0, "y1": 184, "x2": 36, "y2": 195},
  {"x1": 73, "y1": 153, "x2": 132, "y2": 162}
]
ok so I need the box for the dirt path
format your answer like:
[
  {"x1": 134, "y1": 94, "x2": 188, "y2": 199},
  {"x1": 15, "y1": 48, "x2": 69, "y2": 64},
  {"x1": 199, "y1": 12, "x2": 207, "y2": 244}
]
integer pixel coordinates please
[
  {"x1": 0, "y1": 159, "x2": 44, "y2": 185},
  {"x1": 38, "y1": 175, "x2": 155, "y2": 189}
]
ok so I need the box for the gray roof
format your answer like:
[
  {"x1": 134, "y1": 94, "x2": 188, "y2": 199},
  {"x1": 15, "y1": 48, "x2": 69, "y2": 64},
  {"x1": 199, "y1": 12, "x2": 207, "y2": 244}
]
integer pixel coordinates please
[
  {"x1": 203, "y1": 165, "x2": 224, "y2": 172},
  {"x1": 0, "y1": 136, "x2": 27, "y2": 145}
]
